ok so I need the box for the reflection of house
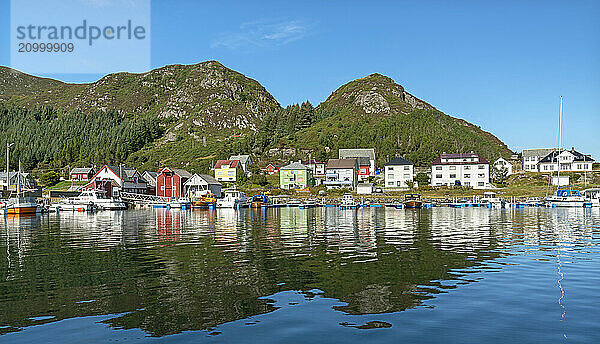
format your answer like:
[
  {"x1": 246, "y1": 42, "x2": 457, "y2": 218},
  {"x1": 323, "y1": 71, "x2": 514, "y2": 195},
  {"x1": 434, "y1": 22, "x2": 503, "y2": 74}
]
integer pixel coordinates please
[
  {"x1": 537, "y1": 148, "x2": 594, "y2": 172},
  {"x1": 430, "y1": 153, "x2": 490, "y2": 189},
  {"x1": 83, "y1": 165, "x2": 148, "y2": 197},
  {"x1": 184, "y1": 174, "x2": 222, "y2": 198},
  {"x1": 142, "y1": 171, "x2": 158, "y2": 195},
  {"x1": 384, "y1": 157, "x2": 414, "y2": 188},
  {"x1": 0, "y1": 172, "x2": 36, "y2": 191},
  {"x1": 229, "y1": 155, "x2": 252, "y2": 172},
  {"x1": 69, "y1": 167, "x2": 95, "y2": 181},
  {"x1": 339, "y1": 148, "x2": 375, "y2": 177},
  {"x1": 156, "y1": 167, "x2": 192, "y2": 198},
  {"x1": 493, "y1": 158, "x2": 513, "y2": 175},
  {"x1": 214, "y1": 160, "x2": 243, "y2": 182},
  {"x1": 279, "y1": 162, "x2": 314, "y2": 189},
  {"x1": 324, "y1": 159, "x2": 358, "y2": 189},
  {"x1": 302, "y1": 159, "x2": 325, "y2": 176}
]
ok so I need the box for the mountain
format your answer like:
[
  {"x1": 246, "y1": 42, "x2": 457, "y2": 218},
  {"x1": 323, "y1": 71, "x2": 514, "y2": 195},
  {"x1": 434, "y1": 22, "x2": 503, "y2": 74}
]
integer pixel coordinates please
[
  {"x1": 291, "y1": 74, "x2": 512, "y2": 166},
  {"x1": 0, "y1": 63, "x2": 512, "y2": 173}
]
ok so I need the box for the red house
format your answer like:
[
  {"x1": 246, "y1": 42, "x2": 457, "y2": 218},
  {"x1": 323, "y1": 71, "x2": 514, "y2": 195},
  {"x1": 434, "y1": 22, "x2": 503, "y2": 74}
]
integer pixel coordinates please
[
  {"x1": 264, "y1": 164, "x2": 281, "y2": 175},
  {"x1": 156, "y1": 167, "x2": 192, "y2": 198},
  {"x1": 70, "y1": 167, "x2": 95, "y2": 181}
]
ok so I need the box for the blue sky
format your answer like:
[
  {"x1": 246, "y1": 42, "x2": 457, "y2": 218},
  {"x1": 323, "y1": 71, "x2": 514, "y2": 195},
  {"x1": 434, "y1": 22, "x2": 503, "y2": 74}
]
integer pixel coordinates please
[{"x1": 1, "y1": 0, "x2": 598, "y2": 158}]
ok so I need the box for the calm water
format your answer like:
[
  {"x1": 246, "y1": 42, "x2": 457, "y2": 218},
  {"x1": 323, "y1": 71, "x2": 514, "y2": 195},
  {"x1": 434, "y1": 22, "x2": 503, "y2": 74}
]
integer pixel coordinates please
[{"x1": 1, "y1": 207, "x2": 599, "y2": 343}]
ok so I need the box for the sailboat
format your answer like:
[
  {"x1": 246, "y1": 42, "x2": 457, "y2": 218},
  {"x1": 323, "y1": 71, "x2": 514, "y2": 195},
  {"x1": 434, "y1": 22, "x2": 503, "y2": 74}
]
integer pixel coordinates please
[
  {"x1": 0, "y1": 156, "x2": 39, "y2": 215},
  {"x1": 546, "y1": 96, "x2": 585, "y2": 208}
]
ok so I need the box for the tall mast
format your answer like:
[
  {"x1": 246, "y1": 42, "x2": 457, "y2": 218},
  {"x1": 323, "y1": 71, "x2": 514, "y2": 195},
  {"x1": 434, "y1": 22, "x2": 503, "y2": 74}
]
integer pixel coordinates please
[{"x1": 556, "y1": 96, "x2": 563, "y2": 189}]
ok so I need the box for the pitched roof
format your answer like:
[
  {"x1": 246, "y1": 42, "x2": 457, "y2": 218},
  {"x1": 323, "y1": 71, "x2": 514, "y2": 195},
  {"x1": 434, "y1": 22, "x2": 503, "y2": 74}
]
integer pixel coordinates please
[
  {"x1": 214, "y1": 160, "x2": 240, "y2": 169},
  {"x1": 104, "y1": 165, "x2": 146, "y2": 183},
  {"x1": 302, "y1": 159, "x2": 324, "y2": 165},
  {"x1": 432, "y1": 153, "x2": 489, "y2": 165},
  {"x1": 229, "y1": 155, "x2": 250, "y2": 164},
  {"x1": 522, "y1": 148, "x2": 555, "y2": 158},
  {"x1": 385, "y1": 157, "x2": 414, "y2": 166},
  {"x1": 70, "y1": 167, "x2": 94, "y2": 174},
  {"x1": 185, "y1": 174, "x2": 221, "y2": 186},
  {"x1": 280, "y1": 162, "x2": 311, "y2": 170},
  {"x1": 339, "y1": 148, "x2": 375, "y2": 160},
  {"x1": 142, "y1": 171, "x2": 158, "y2": 180},
  {"x1": 538, "y1": 149, "x2": 595, "y2": 163},
  {"x1": 327, "y1": 159, "x2": 357, "y2": 169}
]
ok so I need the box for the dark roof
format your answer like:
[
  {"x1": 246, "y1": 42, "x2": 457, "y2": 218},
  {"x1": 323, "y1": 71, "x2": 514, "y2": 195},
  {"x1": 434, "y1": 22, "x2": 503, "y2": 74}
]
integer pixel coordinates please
[
  {"x1": 214, "y1": 160, "x2": 240, "y2": 169},
  {"x1": 280, "y1": 162, "x2": 311, "y2": 170},
  {"x1": 104, "y1": 165, "x2": 146, "y2": 183},
  {"x1": 432, "y1": 153, "x2": 489, "y2": 165},
  {"x1": 538, "y1": 149, "x2": 594, "y2": 163},
  {"x1": 385, "y1": 157, "x2": 414, "y2": 166},
  {"x1": 327, "y1": 159, "x2": 357, "y2": 169}
]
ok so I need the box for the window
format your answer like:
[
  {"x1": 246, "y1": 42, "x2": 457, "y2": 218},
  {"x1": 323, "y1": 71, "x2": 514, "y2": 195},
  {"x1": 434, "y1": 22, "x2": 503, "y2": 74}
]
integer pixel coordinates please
[
  {"x1": 450, "y1": 174, "x2": 456, "y2": 178},
  {"x1": 404, "y1": 166, "x2": 409, "y2": 170},
  {"x1": 478, "y1": 182, "x2": 484, "y2": 186},
  {"x1": 388, "y1": 182, "x2": 394, "y2": 186},
  {"x1": 388, "y1": 174, "x2": 394, "y2": 179},
  {"x1": 436, "y1": 166, "x2": 442, "y2": 170},
  {"x1": 464, "y1": 174, "x2": 471, "y2": 178},
  {"x1": 450, "y1": 166, "x2": 456, "y2": 170},
  {"x1": 404, "y1": 174, "x2": 410, "y2": 178},
  {"x1": 387, "y1": 166, "x2": 394, "y2": 171},
  {"x1": 397, "y1": 181, "x2": 403, "y2": 186},
  {"x1": 478, "y1": 173, "x2": 485, "y2": 178},
  {"x1": 478, "y1": 165, "x2": 485, "y2": 169},
  {"x1": 465, "y1": 166, "x2": 471, "y2": 170},
  {"x1": 436, "y1": 174, "x2": 442, "y2": 178},
  {"x1": 464, "y1": 182, "x2": 470, "y2": 186}
]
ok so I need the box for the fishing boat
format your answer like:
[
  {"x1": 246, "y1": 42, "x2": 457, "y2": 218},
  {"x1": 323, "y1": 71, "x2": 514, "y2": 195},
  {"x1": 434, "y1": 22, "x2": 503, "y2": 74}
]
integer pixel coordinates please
[
  {"x1": 251, "y1": 195, "x2": 269, "y2": 208},
  {"x1": 71, "y1": 189, "x2": 126, "y2": 210},
  {"x1": 582, "y1": 189, "x2": 600, "y2": 207},
  {"x1": 216, "y1": 188, "x2": 247, "y2": 208},
  {"x1": 479, "y1": 192, "x2": 509, "y2": 208},
  {"x1": 403, "y1": 193, "x2": 423, "y2": 208},
  {"x1": 340, "y1": 194, "x2": 359, "y2": 210},
  {"x1": 191, "y1": 192, "x2": 217, "y2": 209},
  {"x1": 0, "y1": 158, "x2": 39, "y2": 215}
]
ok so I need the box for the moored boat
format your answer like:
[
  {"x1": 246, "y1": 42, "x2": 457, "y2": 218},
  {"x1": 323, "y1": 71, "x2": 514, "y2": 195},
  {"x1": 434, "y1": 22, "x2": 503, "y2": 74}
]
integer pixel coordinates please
[
  {"x1": 340, "y1": 194, "x2": 359, "y2": 209},
  {"x1": 216, "y1": 188, "x2": 247, "y2": 208},
  {"x1": 403, "y1": 193, "x2": 423, "y2": 208},
  {"x1": 546, "y1": 189, "x2": 585, "y2": 208},
  {"x1": 251, "y1": 195, "x2": 269, "y2": 208}
]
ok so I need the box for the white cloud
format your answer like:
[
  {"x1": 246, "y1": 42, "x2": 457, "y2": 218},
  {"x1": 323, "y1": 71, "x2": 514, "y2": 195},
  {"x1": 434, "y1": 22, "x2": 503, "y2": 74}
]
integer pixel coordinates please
[{"x1": 212, "y1": 20, "x2": 311, "y2": 49}]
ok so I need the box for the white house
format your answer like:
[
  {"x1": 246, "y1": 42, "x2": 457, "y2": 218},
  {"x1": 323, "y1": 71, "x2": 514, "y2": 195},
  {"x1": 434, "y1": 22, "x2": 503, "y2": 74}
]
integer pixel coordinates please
[
  {"x1": 384, "y1": 157, "x2": 414, "y2": 188},
  {"x1": 522, "y1": 148, "x2": 554, "y2": 172},
  {"x1": 430, "y1": 153, "x2": 491, "y2": 189},
  {"x1": 323, "y1": 159, "x2": 359, "y2": 189},
  {"x1": 493, "y1": 157, "x2": 513, "y2": 176},
  {"x1": 229, "y1": 155, "x2": 252, "y2": 172},
  {"x1": 537, "y1": 148, "x2": 594, "y2": 172},
  {"x1": 184, "y1": 174, "x2": 222, "y2": 198},
  {"x1": 83, "y1": 165, "x2": 148, "y2": 196}
]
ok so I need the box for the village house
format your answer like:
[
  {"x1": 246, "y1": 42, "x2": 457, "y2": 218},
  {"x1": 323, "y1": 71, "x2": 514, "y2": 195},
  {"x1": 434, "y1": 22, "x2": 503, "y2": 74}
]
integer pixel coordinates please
[
  {"x1": 301, "y1": 159, "x2": 326, "y2": 176},
  {"x1": 384, "y1": 157, "x2": 414, "y2": 188},
  {"x1": 0, "y1": 172, "x2": 36, "y2": 191},
  {"x1": 69, "y1": 167, "x2": 95, "y2": 181},
  {"x1": 156, "y1": 167, "x2": 192, "y2": 198},
  {"x1": 522, "y1": 148, "x2": 554, "y2": 172},
  {"x1": 536, "y1": 148, "x2": 594, "y2": 172},
  {"x1": 184, "y1": 174, "x2": 222, "y2": 198},
  {"x1": 264, "y1": 163, "x2": 281, "y2": 175},
  {"x1": 323, "y1": 159, "x2": 359, "y2": 189},
  {"x1": 214, "y1": 160, "x2": 243, "y2": 182},
  {"x1": 141, "y1": 171, "x2": 159, "y2": 195},
  {"x1": 339, "y1": 148, "x2": 376, "y2": 178},
  {"x1": 430, "y1": 153, "x2": 490, "y2": 189},
  {"x1": 279, "y1": 162, "x2": 314, "y2": 190},
  {"x1": 493, "y1": 158, "x2": 513, "y2": 175},
  {"x1": 83, "y1": 165, "x2": 148, "y2": 197},
  {"x1": 228, "y1": 155, "x2": 252, "y2": 172}
]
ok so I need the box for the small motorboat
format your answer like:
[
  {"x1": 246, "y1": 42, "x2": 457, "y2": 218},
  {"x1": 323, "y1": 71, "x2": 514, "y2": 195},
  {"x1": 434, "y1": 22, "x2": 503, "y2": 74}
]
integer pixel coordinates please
[
  {"x1": 546, "y1": 189, "x2": 585, "y2": 208},
  {"x1": 403, "y1": 194, "x2": 423, "y2": 209},
  {"x1": 340, "y1": 194, "x2": 359, "y2": 210}
]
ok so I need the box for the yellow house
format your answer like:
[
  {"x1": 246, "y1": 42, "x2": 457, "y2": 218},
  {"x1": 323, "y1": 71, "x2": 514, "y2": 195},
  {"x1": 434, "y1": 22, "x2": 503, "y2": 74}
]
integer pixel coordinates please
[{"x1": 214, "y1": 160, "x2": 242, "y2": 182}]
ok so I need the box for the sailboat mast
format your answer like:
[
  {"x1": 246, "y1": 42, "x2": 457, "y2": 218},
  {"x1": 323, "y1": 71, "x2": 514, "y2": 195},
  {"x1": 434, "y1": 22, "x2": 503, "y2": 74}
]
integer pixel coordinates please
[{"x1": 556, "y1": 96, "x2": 563, "y2": 189}]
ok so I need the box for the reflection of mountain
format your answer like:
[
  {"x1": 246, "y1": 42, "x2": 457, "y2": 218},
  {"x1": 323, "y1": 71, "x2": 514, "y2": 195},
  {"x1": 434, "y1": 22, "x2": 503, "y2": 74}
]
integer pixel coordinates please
[{"x1": 2, "y1": 208, "x2": 592, "y2": 336}]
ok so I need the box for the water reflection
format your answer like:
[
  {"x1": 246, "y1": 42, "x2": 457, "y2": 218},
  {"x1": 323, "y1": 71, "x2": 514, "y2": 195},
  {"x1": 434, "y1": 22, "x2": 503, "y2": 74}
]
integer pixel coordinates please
[{"x1": 0, "y1": 207, "x2": 599, "y2": 338}]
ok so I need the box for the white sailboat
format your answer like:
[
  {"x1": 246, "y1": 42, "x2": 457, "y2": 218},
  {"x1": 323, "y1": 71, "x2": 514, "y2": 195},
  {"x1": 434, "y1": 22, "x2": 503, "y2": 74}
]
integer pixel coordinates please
[
  {"x1": 0, "y1": 152, "x2": 39, "y2": 215},
  {"x1": 546, "y1": 96, "x2": 585, "y2": 208}
]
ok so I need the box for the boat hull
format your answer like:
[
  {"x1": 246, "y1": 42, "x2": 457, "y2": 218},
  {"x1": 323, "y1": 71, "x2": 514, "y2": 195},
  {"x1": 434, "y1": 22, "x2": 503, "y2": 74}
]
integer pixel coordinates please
[
  {"x1": 6, "y1": 206, "x2": 38, "y2": 215},
  {"x1": 403, "y1": 200, "x2": 423, "y2": 209}
]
